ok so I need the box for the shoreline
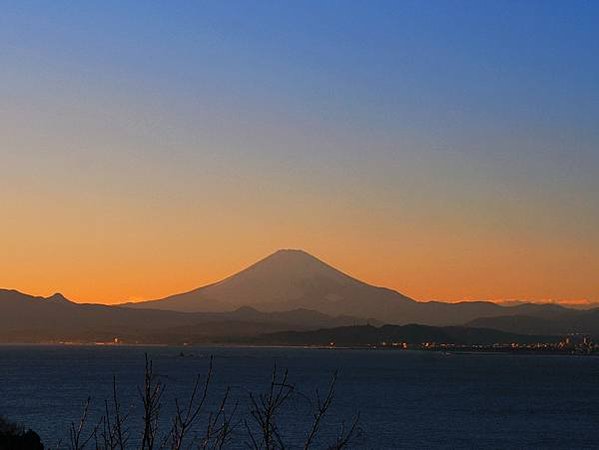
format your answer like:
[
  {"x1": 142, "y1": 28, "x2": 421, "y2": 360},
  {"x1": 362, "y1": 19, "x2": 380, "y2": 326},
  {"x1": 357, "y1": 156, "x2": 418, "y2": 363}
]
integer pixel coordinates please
[{"x1": 0, "y1": 341, "x2": 597, "y2": 357}]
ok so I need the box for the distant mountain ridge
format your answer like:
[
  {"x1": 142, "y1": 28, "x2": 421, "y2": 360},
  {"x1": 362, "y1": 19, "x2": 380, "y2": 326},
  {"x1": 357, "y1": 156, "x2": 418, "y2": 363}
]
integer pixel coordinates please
[
  {"x1": 0, "y1": 289, "x2": 373, "y2": 343},
  {"x1": 2, "y1": 289, "x2": 577, "y2": 345}
]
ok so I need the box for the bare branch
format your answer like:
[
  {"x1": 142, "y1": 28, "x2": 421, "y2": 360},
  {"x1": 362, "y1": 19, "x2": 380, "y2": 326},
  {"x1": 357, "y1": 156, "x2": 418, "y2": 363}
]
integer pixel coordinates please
[
  {"x1": 68, "y1": 397, "x2": 99, "y2": 450},
  {"x1": 168, "y1": 355, "x2": 214, "y2": 450},
  {"x1": 303, "y1": 371, "x2": 338, "y2": 450},
  {"x1": 328, "y1": 414, "x2": 361, "y2": 450},
  {"x1": 140, "y1": 354, "x2": 165, "y2": 450}
]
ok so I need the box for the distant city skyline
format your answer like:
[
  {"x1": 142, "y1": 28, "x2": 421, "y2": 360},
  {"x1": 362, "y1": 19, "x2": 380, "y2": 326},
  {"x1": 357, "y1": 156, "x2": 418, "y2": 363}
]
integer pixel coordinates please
[{"x1": 2, "y1": 1, "x2": 598, "y2": 304}]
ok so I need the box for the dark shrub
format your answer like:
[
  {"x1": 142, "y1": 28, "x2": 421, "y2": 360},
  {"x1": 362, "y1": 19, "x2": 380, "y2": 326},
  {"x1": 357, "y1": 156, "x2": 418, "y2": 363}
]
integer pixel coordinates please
[{"x1": 0, "y1": 416, "x2": 43, "y2": 450}]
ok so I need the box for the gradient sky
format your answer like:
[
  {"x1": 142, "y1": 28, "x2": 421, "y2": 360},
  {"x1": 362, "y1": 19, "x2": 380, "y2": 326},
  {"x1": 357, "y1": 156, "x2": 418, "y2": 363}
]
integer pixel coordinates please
[{"x1": 2, "y1": 1, "x2": 598, "y2": 304}]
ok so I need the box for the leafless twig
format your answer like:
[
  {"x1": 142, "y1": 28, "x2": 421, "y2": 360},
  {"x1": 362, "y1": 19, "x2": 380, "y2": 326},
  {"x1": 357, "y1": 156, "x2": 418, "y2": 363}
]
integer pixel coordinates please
[
  {"x1": 246, "y1": 365, "x2": 295, "y2": 450},
  {"x1": 68, "y1": 397, "x2": 98, "y2": 450},
  {"x1": 140, "y1": 354, "x2": 165, "y2": 450}
]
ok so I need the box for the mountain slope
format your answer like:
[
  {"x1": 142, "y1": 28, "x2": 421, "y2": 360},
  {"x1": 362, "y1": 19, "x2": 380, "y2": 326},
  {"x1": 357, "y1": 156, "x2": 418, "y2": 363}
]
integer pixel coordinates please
[
  {"x1": 125, "y1": 249, "x2": 414, "y2": 314},
  {"x1": 124, "y1": 249, "x2": 517, "y2": 325}
]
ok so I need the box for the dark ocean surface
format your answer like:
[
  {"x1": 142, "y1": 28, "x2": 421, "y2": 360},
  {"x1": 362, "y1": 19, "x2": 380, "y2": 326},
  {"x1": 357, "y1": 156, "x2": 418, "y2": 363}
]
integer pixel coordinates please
[{"x1": 1, "y1": 345, "x2": 598, "y2": 449}]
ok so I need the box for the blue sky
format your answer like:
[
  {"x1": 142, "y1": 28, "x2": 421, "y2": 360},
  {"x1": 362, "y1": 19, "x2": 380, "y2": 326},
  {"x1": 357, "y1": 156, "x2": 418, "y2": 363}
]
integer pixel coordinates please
[{"x1": 1, "y1": 1, "x2": 598, "y2": 302}]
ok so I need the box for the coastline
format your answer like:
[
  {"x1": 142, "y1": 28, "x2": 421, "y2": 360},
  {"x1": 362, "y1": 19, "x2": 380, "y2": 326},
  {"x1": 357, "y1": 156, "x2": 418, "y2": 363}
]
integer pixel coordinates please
[{"x1": 1, "y1": 341, "x2": 597, "y2": 357}]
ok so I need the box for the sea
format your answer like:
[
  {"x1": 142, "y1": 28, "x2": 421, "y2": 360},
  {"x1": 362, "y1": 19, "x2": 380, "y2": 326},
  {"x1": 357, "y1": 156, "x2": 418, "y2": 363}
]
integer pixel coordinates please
[{"x1": 1, "y1": 345, "x2": 598, "y2": 449}]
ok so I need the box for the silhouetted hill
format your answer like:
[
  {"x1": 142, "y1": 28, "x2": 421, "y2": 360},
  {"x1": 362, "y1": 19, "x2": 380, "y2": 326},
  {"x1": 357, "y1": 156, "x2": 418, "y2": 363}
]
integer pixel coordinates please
[
  {"x1": 251, "y1": 324, "x2": 560, "y2": 347},
  {"x1": 124, "y1": 249, "x2": 571, "y2": 326},
  {"x1": 3, "y1": 287, "x2": 595, "y2": 343},
  {"x1": 0, "y1": 289, "x2": 371, "y2": 343}
]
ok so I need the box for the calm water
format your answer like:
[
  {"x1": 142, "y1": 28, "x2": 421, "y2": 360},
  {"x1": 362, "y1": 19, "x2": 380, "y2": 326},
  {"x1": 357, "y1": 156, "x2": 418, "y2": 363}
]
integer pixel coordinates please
[{"x1": 1, "y1": 345, "x2": 598, "y2": 449}]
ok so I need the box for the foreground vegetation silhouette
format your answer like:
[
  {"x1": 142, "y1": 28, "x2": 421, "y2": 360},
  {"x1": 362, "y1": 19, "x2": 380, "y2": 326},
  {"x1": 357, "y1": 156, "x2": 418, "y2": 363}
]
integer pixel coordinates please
[
  {"x1": 0, "y1": 416, "x2": 44, "y2": 450},
  {"x1": 37, "y1": 355, "x2": 359, "y2": 450}
]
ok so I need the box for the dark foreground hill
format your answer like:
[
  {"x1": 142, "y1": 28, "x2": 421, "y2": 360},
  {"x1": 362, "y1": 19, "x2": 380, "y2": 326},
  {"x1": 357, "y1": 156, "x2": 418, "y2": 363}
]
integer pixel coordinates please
[{"x1": 251, "y1": 324, "x2": 561, "y2": 347}]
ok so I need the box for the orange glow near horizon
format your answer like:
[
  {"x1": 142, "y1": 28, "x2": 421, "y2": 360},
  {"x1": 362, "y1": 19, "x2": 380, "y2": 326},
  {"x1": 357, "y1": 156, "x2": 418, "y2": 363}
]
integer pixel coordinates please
[
  {"x1": 2, "y1": 153, "x2": 598, "y2": 306},
  {"x1": 2, "y1": 225, "x2": 597, "y2": 305}
]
